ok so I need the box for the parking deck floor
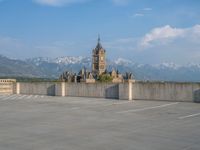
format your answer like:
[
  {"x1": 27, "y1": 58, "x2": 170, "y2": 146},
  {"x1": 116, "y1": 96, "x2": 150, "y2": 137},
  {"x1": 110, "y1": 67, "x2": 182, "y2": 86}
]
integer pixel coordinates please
[{"x1": 0, "y1": 94, "x2": 200, "y2": 150}]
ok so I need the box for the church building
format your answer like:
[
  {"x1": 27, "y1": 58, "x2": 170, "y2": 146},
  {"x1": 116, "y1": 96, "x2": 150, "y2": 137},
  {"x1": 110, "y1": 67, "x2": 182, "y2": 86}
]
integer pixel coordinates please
[{"x1": 59, "y1": 36, "x2": 134, "y2": 83}]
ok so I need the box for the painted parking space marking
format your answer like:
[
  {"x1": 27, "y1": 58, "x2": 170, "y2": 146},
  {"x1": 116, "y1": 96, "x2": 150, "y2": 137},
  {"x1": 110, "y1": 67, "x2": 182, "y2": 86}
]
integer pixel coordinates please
[
  {"x1": 0, "y1": 95, "x2": 9, "y2": 99},
  {"x1": 70, "y1": 107, "x2": 81, "y2": 110},
  {"x1": 103, "y1": 101, "x2": 133, "y2": 107},
  {"x1": 18, "y1": 95, "x2": 28, "y2": 99},
  {"x1": 26, "y1": 95, "x2": 34, "y2": 99},
  {"x1": 83, "y1": 101, "x2": 133, "y2": 108},
  {"x1": 10, "y1": 95, "x2": 20, "y2": 100},
  {"x1": 2, "y1": 95, "x2": 18, "y2": 100},
  {"x1": 179, "y1": 113, "x2": 200, "y2": 119},
  {"x1": 117, "y1": 102, "x2": 179, "y2": 114}
]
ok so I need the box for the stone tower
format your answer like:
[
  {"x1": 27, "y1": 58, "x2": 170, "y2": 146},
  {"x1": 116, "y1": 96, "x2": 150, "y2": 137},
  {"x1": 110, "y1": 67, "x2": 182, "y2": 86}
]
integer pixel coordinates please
[{"x1": 92, "y1": 35, "x2": 106, "y2": 75}]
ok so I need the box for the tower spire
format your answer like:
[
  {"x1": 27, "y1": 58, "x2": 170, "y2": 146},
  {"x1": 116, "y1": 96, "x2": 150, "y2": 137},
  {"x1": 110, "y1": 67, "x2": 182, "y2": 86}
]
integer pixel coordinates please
[
  {"x1": 96, "y1": 34, "x2": 102, "y2": 49},
  {"x1": 98, "y1": 34, "x2": 100, "y2": 43}
]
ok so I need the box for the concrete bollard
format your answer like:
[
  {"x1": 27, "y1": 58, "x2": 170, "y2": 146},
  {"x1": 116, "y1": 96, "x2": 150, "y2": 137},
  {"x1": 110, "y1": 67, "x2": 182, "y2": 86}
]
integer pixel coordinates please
[
  {"x1": 61, "y1": 82, "x2": 66, "y2": 97},
  {"x1": 16, "y1": 82, "x2": 20, "y2": 94}
]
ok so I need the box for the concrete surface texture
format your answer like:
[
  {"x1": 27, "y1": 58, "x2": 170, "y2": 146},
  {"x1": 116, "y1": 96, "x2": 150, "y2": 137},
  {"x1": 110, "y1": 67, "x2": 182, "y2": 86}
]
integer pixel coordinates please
[
  {"x1": 132, "y1": 81, "x2": 200, "y2": 102},
  {"x1": 2, "y1": 80, "x2": 200, "y2": 102},
  {"x1": 13, "y1": 81, "x2": 200, "y2": 102},
  {"x1": 65, "y1": 83, "x2": 119, "y2": 99},
  {"x1": 19, "y1": 82, "x2": 59, "y2": 96},
  {"x1": 0, "y1": 95, "x2": 200, "y2": 150}
]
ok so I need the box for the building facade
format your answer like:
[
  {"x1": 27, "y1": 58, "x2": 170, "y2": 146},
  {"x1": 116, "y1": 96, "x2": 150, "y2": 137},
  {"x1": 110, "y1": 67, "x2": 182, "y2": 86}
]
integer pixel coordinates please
[
  {"x1": 92, "y1": 36, "x2": 106, "y2": 75},
  {"x1": 59, "y1": 36, "x2": 134, "y2": 83}
]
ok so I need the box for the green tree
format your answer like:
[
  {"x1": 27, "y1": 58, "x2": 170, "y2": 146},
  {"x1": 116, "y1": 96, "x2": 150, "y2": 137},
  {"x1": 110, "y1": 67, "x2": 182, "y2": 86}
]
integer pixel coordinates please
[{"x1": 98, "y1": 74, "x2": 113, "y2": 82}]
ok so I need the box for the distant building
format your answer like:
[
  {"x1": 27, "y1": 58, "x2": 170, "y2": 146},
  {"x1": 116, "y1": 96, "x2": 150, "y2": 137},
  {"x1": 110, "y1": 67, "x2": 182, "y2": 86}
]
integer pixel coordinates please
[
  {"x1": 92, "y1": 35, "x2": 106, "y2": 76},
  {"x1": 59, "y1": 36, "x2": 134, "y2": 83}
]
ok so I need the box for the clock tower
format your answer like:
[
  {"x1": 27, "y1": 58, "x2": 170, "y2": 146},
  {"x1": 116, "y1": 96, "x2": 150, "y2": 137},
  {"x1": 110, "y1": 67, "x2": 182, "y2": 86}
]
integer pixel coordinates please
[{"x1": 92, "y1": 35, "x2": 106, "y2": 75}]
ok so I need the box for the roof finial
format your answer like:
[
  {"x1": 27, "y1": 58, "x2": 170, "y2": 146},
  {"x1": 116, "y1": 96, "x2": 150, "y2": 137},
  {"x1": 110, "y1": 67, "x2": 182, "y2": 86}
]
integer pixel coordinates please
[{"x1": 98, "y1": 34, "x2": 100, "y2": 43}]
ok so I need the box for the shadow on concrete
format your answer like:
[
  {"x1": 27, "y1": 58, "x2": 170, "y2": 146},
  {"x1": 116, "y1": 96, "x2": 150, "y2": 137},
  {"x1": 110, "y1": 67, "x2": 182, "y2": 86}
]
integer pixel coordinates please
[
  {"x1": 47, "y1": 85, "x2": 56, "y2": 96},
  {"x1": 193, "y1": 89, "x2": 200, "y2": 103},
  {"x1": 105, "y1": 84, "x2": 119, "y2": 99}
]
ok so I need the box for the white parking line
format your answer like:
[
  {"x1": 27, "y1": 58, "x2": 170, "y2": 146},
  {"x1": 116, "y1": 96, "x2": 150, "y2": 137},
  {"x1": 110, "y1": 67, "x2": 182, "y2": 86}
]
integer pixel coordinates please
[
  {"x1": 0, "y1": 95, "x2": 9, "y2": 99},
  {"x1": 103, "y1": 101, "x2": 133, "y2": 107},
  {"x1": 26, "y1": 95, "x2": 33, "y2": 99},
  {"x1": 10, "y1": 95, "x2": 20, "y2": 100},
  {"x1": 70, "y1": 107, "x2": 81, "y2": 110},
  {"x1": 34, "y1": 95, "x2": 38, "y2": 98},
  {"x1": 179, "y1": 113, "x2": 200, "y2": 119},
  {"x1": 18, "y1": 95, "x2": 28, "y2": 99},
  {"x1": 2, "y1": 95, "x2": 18, "y2": 100},
  {"x1": 117, "y1": 102, "x2": 179, "y2": 114}
]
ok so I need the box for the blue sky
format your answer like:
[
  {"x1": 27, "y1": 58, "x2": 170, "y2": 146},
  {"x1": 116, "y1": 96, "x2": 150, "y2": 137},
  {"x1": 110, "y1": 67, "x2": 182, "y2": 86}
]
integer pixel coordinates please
[{"x1": 0, "y1": 0, "x2": 200, "y2": 64}]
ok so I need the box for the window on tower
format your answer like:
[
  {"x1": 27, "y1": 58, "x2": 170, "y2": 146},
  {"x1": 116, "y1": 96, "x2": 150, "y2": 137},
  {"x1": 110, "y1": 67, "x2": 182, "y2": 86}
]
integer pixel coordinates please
[
  {"x1": 100, "y1": 65, "x2": 104, "y2": 69},
  {"x1": 94, "y1": 57, "x2": 98, "y2": 62}
]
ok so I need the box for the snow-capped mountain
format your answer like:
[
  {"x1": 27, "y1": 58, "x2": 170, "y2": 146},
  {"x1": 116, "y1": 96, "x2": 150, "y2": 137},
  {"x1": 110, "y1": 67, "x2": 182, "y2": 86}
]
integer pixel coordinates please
[
  {"x1": 27, "y1": 56, "x2": 91, "y2": 65},
  {"x1": 26, "y1": 57, "x2": 53, "y2": 66},
  {"x1": 186, "y1": 63, "x2": 200, "y2": 69},
  {"x1": 54, "y1": 56, "x2": 91, "y2": 65},
  {"x1": 114, "y1": 58, "x2": 134, "y2": 66},
  {"x1": 153, "y1": 62, "x2": 181, "y2": 70},
  {"x1": 1, "y1": 55, "x2": 200, "y2": 82}
]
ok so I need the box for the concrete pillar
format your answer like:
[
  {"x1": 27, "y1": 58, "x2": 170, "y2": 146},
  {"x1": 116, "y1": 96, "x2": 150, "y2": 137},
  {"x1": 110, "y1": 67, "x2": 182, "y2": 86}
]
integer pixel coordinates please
[
  {"x1": 128, "y1": 81, "x2": 132, "y2": 101},
  {"x1": 16, "y1": 82, "x2": 20, "y2": 94},
  {"x1": 129, "y1": 80, "x2": 136, "y2": 101},
  {"x1": 61, "y1": 82, "x2": 66, "y2": 97}
]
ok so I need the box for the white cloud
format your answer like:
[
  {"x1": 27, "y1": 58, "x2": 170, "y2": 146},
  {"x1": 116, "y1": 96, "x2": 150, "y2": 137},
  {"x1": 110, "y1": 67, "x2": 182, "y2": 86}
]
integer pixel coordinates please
[
  {"x1": 132, "y1": 7, "x2": 152, "y2": 18},
  {"x1": 101, "y1": 24, "x2": 200, "y2": 64},
  {"x1": 112, "y1": 0, "x2": 130, "y2": 5},
  {"x1": 0, "y1": 36, "x2": 28, "y2": 58},
  {"x1": 33, "y1": 0, "x2": 131, "y2": 6},
  {"x1": 143, "y1": 8, "x2": 152, "y2": 11},
  {"x1": 140, "y1": 25, "x2": 189, "y2": 48},
  {"x1": 0, "y1": 36, "x2": 23, "y2": 49},
  {"x1": 33, "y1": 0, "x2": 89, "y2": 6},
  {"x1": 133, "y1": 13, "x2": 144, "y2": 17},
  {"x1": 133, "y1": 25, "x2": 200, "y2": 64}
]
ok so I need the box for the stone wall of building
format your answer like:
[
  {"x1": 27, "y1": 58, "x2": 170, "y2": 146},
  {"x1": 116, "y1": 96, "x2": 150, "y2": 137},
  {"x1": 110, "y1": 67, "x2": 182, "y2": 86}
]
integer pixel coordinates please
[{"x1": 0, "y1": 79, "x2": 16, "y2": 95}]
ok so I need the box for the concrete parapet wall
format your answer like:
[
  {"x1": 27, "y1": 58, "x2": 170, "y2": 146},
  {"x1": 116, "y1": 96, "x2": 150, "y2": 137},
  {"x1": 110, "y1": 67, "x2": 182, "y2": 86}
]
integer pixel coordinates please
[
  {"x1": 118, "y1": 83, "x2": 129, "y2": 100},
  {"x1": 65, "y1": 83, "x2": 119, "y2": 99},
  {"x1": 19, "y1": 82, "x2": 61, "y2": 96},
  {"x1": 132, "y1": 81, "x2": 200, "y2": 102},
  {"x1": 4, "y1": 81, "x2": 200, "y2": 102}
]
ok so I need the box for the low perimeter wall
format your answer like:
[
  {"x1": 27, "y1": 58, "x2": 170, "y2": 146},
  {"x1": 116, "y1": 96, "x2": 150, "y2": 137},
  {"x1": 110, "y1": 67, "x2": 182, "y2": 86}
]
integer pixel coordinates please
[
  {"x1": 18, "y1": 82, "x2": 119, "y2": 99},
  {"x1": 19, "y1": 82, "x2": 61, "y2": 96},
  {"x1": 132, "y1": 81, "x2": 200, "y2": 102},
  {"x1": 2, "y1": 81, "x2": 200, "y2": 102},
  {"x1": 65, "y1": 83, "x2": 119, "y2": 99}
]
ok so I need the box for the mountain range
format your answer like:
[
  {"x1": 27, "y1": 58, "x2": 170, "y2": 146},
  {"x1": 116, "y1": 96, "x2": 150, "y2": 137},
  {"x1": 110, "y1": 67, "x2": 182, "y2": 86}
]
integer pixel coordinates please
[{"x1": 1, "y1": 55, "x2": 200, "y2": 82}]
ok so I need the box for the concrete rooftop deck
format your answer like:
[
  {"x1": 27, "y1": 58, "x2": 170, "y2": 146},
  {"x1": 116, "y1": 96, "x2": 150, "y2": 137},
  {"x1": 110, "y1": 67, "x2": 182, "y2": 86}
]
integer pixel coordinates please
[{"x1": 0, "y1": 94, "x2": 200, "y2": 150}]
